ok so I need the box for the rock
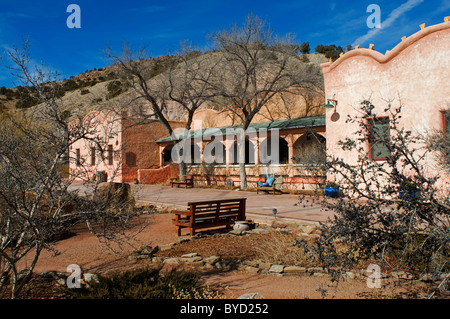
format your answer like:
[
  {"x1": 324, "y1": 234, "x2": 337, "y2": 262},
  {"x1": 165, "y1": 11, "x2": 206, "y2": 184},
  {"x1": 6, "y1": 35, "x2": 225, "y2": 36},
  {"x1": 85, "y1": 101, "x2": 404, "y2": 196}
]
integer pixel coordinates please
[
  {"x1": 313, "y1": 272, "x2": 329, "y2": 277},
  {"x1": 308, "y1": 267, "x2": 325, "y2": 274},
  {"x1": 283, "y1": 266, "x2": 307, "y2": 274},
  {"x1": 203, "y1": 256, "x2": 220, "y2": 265},
  {"x1": 180, "y1": 256, "x2": 203, "y2": 263},
  {"x1": 83, "y1": 273, "x2": 99, "y2": 284},
  {"x1": 238, "y1": 265, "x2": 260, "y2": 273},
  {"x1": 190, "y1": 261, "x2": 204, "y2": 267},
  {"x1": 181, "y1": 252, "x2": 198, "y2": 258},
  {"x1": 140, "y1": 245, "x2": 159, "y2": 255},
  {"x1": 391, "y1": 271, "x2": 414, "y2": 280},
  {"x1": 159, "y1": 244, "x2": 174, "y2": 251},
  {"x1": 344, "y1": 271, "x2": 356, "y2": 280},
  {"x1": 250, "y1": 228, "x2": 270, "y2": 234},
  {"x1": 238, "y1": 292, "x2": 264, "y2": 299},
  {"x1": 163, "y1": 257, "x2": 180, "y2": 265},
  {"x1": 300, "y1": 224, "x2": 317, "y2": 234},
  {"x1": 229, "y1": 228, "x2": 245, "y2": 236},
  {"x1": 271, "y1": 221, "x2": 287, "y2": 229},
  {"x1": 258, "y1": 263, "x2": 272, "y2": 271},
  {"x1": 151, "y1": 257, "x2": 164, "y2": 263},
  {"x1": 215, "y1": 260, "x2": 231, "y2": 271},
  {"x1": 269, "y1": 265, "x2": 284, "y2": 273}
]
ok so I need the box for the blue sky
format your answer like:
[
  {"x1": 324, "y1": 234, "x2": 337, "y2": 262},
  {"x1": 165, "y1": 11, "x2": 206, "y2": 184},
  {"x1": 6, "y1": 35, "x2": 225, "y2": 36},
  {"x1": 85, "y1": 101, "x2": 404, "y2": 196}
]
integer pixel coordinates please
[{"x1": 0, "y1": 0, "x2": 449, "y2": 87}]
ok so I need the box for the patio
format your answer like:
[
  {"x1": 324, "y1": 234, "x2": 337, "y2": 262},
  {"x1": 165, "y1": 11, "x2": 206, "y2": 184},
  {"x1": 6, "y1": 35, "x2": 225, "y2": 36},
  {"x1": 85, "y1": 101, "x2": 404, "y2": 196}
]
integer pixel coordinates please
[{"x1": 132, "y1": 184, "x2": 334, "y2": 225}]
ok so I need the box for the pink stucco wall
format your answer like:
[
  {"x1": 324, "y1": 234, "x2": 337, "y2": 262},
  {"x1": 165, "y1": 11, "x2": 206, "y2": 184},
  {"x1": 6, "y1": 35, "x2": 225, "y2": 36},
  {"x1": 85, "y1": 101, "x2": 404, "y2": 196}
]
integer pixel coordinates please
[
  {"x1": 69, "y1": 110, "x2": 124, "y2": 183},
  {"x1": 69, "y1": 110, "x2": 186, "y2": 184},
  {"x1": 321, "y1": 21, "x2": 449, "y2": 188}
]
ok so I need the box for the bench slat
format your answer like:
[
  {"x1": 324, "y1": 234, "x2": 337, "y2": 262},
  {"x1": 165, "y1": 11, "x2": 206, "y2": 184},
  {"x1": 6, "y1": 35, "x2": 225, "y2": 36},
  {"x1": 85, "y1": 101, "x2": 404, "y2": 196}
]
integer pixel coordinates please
[{"x1": 173, "y1": 198, "x2": 246, "y2": 236}]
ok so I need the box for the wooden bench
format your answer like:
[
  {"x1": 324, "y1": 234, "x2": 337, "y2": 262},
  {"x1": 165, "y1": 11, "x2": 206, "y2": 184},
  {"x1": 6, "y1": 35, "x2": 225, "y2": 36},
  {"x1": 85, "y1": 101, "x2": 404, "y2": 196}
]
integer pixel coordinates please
[
  {"x1": 172, "y1": 198, "x2": 246, "y2": 236},
  {"x1": 170, "y1": 175, "x2": 194, "y2": 188},
  {"x1": 256, "y1": 176, "x2": 283, "y2": 195}
]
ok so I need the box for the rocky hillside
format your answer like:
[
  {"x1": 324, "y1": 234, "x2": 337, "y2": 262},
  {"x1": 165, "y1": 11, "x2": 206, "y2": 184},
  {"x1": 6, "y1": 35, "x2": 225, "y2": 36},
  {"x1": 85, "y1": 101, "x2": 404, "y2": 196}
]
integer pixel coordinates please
[{"x1": 0, "y1": 52, "x2": 327, "y2": 119}]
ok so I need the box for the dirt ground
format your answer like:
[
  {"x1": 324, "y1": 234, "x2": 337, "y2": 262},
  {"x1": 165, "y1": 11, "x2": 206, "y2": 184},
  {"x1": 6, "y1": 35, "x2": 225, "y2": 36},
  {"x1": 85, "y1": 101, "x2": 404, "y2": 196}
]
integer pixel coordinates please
[{"x1": 16, "y1": 212, "x2": 442, "y2": 299}]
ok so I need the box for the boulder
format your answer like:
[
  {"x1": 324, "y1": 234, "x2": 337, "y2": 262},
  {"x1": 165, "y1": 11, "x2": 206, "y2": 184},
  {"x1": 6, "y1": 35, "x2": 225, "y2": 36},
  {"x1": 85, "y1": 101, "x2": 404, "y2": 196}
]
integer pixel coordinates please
[
  {"x1": 283, "y1": 266, "x2": 307, "y2": 274},
  {"x1": 163, "y1": 257, "x2": 180, "y2": 265},
  {"x1": 181, "y1": 252, "x2": 198, "y2": 258},
  {"x1": 237, "y1": 292, "x2": 264, "y2": 299},
  {"x1": 203, "y1": 256, "x2": 220, "y2": 265},
  {"x1": 269, "y1": 265, "x2": 284, "y2": 273}
]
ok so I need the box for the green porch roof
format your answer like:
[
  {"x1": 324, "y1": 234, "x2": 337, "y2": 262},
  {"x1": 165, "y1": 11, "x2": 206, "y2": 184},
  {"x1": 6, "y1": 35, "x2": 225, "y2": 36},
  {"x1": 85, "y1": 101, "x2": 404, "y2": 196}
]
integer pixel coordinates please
[{"x1": 155, "y1": 114, "x2": 325, "y2": 143}]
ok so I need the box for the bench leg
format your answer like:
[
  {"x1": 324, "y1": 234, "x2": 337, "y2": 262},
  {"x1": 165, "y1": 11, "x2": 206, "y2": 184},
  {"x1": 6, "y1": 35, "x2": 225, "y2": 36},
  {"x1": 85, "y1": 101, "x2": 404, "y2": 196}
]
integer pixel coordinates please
[{"x1": 190, "y1": 228, "x2": 195, "y2": 236}]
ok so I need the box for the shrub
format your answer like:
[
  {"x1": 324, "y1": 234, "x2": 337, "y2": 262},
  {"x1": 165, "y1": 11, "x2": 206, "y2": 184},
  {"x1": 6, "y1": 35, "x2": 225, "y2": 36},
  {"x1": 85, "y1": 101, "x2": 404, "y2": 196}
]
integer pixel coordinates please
[
  {"x1": 71, "y1": 267, "x2": 221, "y2": 299},
  {"x1": 254, "y1": 233, "x2": 315, "y2": 266},
  {"x1": 106, "y1": 80, "x2": 124, "y2": 100}
]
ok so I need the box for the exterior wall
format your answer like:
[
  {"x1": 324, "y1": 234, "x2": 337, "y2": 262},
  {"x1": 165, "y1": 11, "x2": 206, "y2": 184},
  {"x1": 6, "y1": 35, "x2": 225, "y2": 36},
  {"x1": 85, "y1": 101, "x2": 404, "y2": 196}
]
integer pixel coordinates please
[
  {"x1": 159, "y1": 125, "x2": 326, "y2": 190},
  {"x1": 321, "y1": 21, "x2": 450, "y2": 186},
  {"x1": 121, "y1": 120, "x2": 185, "y2": 183},
  {"x1": 69, "y1": 111, "x2": 186, "y2": 183},
  {"x1": 69, "y1": 110, "x2": 124, "y2": 183},
  {"x1": 192, "y1": 90, "x2": 325, "y2": 128}
]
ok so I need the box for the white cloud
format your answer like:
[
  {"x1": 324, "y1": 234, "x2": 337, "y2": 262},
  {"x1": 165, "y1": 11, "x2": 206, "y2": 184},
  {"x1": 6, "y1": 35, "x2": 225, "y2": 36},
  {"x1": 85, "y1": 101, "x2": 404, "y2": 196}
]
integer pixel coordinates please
[{"x1": 352, "y1": 0, "x2": 424, "y2": 46}]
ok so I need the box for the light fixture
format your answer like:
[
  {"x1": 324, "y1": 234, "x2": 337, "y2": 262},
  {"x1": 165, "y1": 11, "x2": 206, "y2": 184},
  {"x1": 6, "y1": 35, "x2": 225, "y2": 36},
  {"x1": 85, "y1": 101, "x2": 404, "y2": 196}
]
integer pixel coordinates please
[{"x1": 323, "y1": 99, "x2": 338, "y2": 108}]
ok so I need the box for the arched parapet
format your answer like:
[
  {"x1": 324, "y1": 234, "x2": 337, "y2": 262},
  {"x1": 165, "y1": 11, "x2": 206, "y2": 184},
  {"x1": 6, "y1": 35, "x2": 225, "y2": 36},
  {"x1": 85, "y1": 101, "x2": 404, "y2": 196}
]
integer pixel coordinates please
[{"x1": 321, "y1": 20, "x2": 450, "y2": 74}]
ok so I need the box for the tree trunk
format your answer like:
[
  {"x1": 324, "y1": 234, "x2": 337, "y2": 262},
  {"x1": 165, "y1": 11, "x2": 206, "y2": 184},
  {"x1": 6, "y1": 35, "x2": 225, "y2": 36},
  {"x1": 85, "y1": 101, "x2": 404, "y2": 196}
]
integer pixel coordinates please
[
  {"x1": 179, "y1": 161, "x2": 187, "y2": 176},
  {"x1": 239, "y1": 162, "x2": 247, "y2": 190},
  {"x1": 238, "y1": 136, "x2": 247, "y2": 189}
]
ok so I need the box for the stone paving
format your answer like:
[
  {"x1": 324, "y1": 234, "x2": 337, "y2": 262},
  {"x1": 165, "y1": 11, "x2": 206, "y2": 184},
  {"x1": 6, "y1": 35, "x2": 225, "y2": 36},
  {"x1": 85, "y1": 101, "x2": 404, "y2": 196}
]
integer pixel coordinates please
[{"x1": 132, "y1": 184, "x2": 335, "y2": 225}]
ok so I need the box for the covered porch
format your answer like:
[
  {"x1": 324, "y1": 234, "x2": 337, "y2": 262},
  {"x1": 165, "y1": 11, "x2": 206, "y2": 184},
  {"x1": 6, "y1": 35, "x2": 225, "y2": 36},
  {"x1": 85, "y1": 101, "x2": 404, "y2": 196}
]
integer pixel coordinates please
[{"x1": 154, "y1": 115, "x2": 326, "y2": 191}]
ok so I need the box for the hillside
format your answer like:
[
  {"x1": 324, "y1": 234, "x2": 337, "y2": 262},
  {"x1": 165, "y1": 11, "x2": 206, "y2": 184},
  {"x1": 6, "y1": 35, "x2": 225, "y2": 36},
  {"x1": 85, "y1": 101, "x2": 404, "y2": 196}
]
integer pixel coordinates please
[{"x1": 0, "y1": 52, "x2": 327, "y2": 120}]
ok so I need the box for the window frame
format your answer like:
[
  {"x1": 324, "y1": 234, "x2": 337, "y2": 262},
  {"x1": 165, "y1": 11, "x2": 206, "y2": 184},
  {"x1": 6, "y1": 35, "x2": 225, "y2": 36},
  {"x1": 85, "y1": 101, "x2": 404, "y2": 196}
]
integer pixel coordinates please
[
  {"x1": 90, "y1": 147, "x2": 96, "y2": 166},
  {"x1": 367, "y1": 116, "x2": 391, "y2": 161},
  {"x1": 76, "y1": 148, "x2": 81, "y2": 166},
  {"x1": 107, "y1": 145, "x2": 113, "y2": 165},
  {"x1": 441, "y1": 110, "x2": 449, "y2": 134}
]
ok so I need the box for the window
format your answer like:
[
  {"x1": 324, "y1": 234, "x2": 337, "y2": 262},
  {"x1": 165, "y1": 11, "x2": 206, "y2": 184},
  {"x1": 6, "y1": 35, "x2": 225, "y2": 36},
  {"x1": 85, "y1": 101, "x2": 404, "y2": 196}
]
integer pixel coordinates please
[
  {"x1": 125, "y1": 152, "x2": 137, "y2": 167},
  {"x1": 442, "y1": 110, "x2": 449, "y2": 134},
  {"x1": 107, "y1": 145, "x2": 113, "y2": 165},
  {"x1": 259, "y1": 136, "x2": 289, "y2": 164},
  {"x1": 368, "y1": 117, "x2": 390, "y2": 160},
  {"x1": 76, "y1": 148, "x2": 81, "y2": 166},
  {"x1": 230, "y1": 139, "x2": 255, "y2": 165},
  {"x1": 90, "y1": 147, "x2": 96, "y2": 165}
]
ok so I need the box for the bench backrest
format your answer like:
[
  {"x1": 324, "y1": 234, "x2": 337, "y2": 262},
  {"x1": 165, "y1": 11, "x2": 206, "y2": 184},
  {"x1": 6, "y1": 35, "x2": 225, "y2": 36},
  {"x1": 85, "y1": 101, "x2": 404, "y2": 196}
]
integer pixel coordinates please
[
  {"x1": 274, "y1": 176, "x2": 283, "y2": 189},
  {"x1": 187, "y1": 198, "x2": 246, "y2": 223}
]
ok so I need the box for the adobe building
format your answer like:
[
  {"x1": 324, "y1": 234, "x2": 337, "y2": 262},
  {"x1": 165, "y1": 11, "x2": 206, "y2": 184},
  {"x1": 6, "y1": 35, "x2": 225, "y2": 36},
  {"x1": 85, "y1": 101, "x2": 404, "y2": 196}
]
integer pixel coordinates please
[
  {"x1": 69, "y1": 110, "x2": 185, "y2": 183},
  {"x1": 155, "y1": 110, "x2": 327, "y2": 191},
  {"x1": 320, "y1": 18, "x2": 450, "y2": 190}
]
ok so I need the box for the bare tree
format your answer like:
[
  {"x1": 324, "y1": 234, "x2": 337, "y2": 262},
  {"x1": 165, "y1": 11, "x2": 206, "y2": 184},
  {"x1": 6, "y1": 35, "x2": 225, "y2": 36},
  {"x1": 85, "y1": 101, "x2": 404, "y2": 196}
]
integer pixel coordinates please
[
  {"x1": 105, "y1": 44, "x2": 215, "y2": 175},
  {"x1": 425, "y1": 105, "x2": 450, "y2": 175},
  {"x1": 300, "y1": 100, "x2": 449, "y2": 295},
  {"x1": 0, "y1": 42, "x2": 141, "y2": 298},
  {"x1": 209, "y1": 14, "x2": 323, "y2": 189}
]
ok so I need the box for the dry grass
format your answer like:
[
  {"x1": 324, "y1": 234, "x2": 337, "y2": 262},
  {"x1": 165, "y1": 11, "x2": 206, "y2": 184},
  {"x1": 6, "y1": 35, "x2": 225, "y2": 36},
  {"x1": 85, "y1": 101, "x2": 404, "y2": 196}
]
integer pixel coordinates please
[{"x1": 252, "y1": 233, "x2": 315, "y2": 266}]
